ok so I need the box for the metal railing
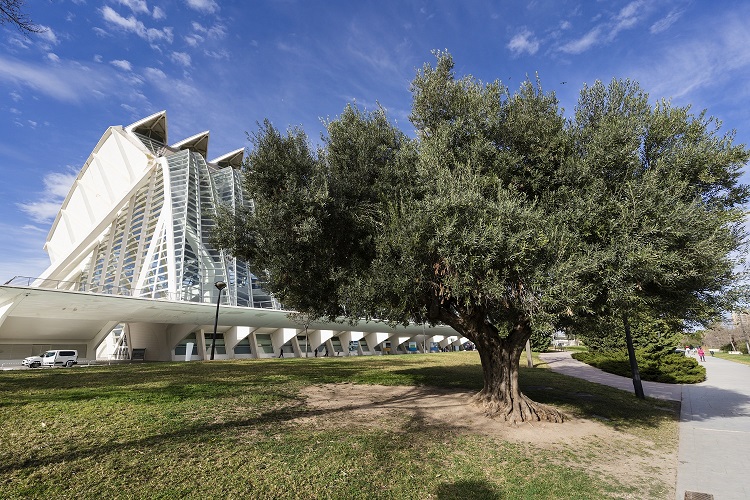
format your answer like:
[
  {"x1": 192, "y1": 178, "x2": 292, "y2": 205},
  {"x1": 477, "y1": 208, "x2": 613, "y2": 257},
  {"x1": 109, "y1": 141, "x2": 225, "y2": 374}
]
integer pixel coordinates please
[{"x1": 3, "y1": 276, "x2": 280, "y2": 309}]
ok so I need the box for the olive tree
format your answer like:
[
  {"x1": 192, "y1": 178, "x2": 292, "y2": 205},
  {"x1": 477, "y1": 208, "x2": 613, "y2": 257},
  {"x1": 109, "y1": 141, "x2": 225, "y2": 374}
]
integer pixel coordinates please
[{"x1": 216, "y1": 52, "x2": 748, "y2": 423}]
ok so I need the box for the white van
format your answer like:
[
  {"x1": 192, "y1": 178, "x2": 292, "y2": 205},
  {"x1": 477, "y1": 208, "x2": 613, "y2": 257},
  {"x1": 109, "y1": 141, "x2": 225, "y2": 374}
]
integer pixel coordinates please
[{"x1": 41, "y1": 350, "x2": 78, "y2": 367}]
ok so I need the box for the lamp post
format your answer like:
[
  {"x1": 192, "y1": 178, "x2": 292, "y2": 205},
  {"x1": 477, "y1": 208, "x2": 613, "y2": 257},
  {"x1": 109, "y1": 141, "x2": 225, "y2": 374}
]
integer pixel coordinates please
[{"x1": 210, "y1": 281, "x2": 227, "y2": 360}]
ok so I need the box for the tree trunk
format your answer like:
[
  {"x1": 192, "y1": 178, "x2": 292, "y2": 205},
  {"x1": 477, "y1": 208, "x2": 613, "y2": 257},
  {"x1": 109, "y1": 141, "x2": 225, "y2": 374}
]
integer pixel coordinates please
[{"x1": 469, "y1": 318, "x2": 564, "y2": 424}]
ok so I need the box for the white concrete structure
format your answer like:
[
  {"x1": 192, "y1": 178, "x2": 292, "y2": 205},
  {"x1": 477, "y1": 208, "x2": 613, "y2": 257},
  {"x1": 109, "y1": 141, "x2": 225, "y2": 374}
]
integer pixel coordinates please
[{"x1": 0, "y1": 112, "x2": 465, "y2": 362}]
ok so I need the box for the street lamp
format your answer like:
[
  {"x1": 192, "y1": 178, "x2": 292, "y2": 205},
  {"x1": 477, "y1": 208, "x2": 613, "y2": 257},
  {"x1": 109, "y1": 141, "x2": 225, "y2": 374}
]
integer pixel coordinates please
[{"x1": 210, "y1": 281, "x2": 227, "y2": 360}]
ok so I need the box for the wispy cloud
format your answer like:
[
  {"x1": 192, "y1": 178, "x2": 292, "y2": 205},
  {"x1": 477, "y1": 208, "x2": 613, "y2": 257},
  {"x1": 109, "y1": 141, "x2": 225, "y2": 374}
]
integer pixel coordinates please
[
  {"x1": 634, "y1": 13, "x2": 750, "y2": 103},
  {"x1": 110, "y1": 59, "x2": 132, "y2": 71},
  {"x1": 101, "y1": 6, "x2": 174, "y2": 43},
  {"x1": 559, "y1": 1, "x2": 646, "y2": 54},
  {"x1": 170, "y1": 51, "x2": 191, "y2": 67},
  {"x1": 507, "y1": 29, "x2": 539, "y2": 57},
  {"x1": 185, "y1": 0, "x2": 219, "y2": 14},
  {"x1": 143, "y1": 66, "x2": 199, "y2": 100},
  {"x1": 0, "y1": 56, "x2": 113, "y2": 102},
  {"x1": 191, "y1": 21, "x2": 226, "y2": 39},
  {"x1": 116, "y1": 0, "x2": 150, "y2": 15},
  {"x1": 17, "y1": 169, "x2": 78, "y2": 223},
  {"x1": 650, "y1": 9, "x2": 683, "y2": 34},
  {"x1": 37, "y1": 26, "x2": 60, "y2": 46},
  {"x1": 559, "y1": 26, "x2": 603, "y2": 54}
]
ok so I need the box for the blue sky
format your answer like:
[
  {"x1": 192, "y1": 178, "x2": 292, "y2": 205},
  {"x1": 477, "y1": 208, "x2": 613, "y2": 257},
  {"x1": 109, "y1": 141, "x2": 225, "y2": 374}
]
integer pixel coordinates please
[{"x1": 1, "y1": 0, "x2": 750, "y2": 281}]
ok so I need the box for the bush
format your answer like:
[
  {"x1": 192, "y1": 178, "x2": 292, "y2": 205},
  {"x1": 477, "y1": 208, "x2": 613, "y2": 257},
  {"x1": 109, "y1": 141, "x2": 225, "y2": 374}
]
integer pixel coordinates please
[
  {"x1": 720, "y1": 343, "x2": 748, "y2": 354},
  {"x1": 572, "y1": 350, "x2": 705, "y2": 384}
]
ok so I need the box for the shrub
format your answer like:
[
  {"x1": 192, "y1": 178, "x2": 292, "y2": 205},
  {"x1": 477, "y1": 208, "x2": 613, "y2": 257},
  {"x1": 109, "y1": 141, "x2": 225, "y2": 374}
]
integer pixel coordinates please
[
  {"x1": 720, "y1": 343, "x2": 748, "y2": 354},
  {"x1": 572, "y1": 350, "x2": 705, "y2": 384}
]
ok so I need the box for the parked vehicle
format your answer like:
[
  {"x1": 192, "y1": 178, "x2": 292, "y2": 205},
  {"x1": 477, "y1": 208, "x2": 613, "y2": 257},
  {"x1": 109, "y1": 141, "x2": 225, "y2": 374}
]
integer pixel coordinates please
[
  {"x1": 22, "y1": 355, "x2": 44, "y2": 368},
  {"x1": 41, "y1": 350, "x2": 78, "y2": 367}
]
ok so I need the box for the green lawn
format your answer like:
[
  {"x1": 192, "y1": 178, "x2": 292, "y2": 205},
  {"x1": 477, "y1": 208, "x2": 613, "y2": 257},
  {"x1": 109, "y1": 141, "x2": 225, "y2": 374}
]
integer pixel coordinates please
[
  {"x1": 0, "y1": 353, "x2": 678, "y2": 499},
  {"x1": 711, "y1": 351, "x2": 750, "y2": 366}
]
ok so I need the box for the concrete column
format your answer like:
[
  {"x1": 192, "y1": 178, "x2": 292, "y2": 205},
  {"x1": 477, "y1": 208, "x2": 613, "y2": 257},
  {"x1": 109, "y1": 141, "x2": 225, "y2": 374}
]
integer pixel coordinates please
[
  {"x1": 309, "y1": 329, "x2": 335, "y2": 356},
  {"x1": 364, "y1": 332, "x2": 390, "y2": 355},
  {"x1": 270, "y1": 328, "x2": 296, "y2": 357}
]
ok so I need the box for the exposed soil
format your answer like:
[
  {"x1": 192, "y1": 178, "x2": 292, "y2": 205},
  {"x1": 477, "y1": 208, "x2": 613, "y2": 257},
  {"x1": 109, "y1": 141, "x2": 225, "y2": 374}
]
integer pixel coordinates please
[{"x1": 298, "y1": 383, "x2": 677, "y2": 498}]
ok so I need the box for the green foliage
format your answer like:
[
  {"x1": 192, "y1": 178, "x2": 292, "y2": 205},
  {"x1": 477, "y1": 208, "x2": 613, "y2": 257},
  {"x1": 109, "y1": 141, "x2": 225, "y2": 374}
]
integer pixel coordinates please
[
  {"x1": 215, "y1": 51, "x2": 747, "y2": 411},
  {"x1": 576, "y1": 311, "x2": 683, "y2": 356},
  {"x1": 721, "y1": 342, "x2": 749, "y2": 354},
  {"x1": 529, "y1": 325, "x2": 553, "y2": 352},
  {"x1": 572, "y1": 350, "x2": 706, "y2": 384}
]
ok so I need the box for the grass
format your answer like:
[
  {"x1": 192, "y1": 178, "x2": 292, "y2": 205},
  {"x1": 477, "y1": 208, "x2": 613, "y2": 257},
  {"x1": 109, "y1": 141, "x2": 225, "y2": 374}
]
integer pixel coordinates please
[
  {"x1": 0, "y1": 353, "x2": 679, "y2": 499},
  {"x1": 711, "y1": 351, "x2": 750, "y2": 366}
]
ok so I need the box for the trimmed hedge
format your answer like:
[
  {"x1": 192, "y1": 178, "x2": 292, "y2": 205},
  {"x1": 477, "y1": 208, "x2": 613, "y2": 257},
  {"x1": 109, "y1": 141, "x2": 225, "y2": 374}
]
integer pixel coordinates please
[{"x1": 572, "y1": 350, "x2": 706, "y2": 384}]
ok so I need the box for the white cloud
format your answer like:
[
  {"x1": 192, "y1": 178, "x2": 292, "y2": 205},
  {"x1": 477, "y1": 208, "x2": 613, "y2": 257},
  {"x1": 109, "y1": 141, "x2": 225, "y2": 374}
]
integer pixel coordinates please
[
  {"x1": 185, "y1": 0, "x2": 219, "y2": 13},
  {"x1": 507, "y1": 29, "x2": 539, "y2": 56},
  {"x1": 0, "y1": 55, "x2": 113, "y2": 102},
  {"x1": 559, "y1": 1, "x2": 646, "y2": 54},
  {"x1": 191, "y1": 21, "x2": 226, "y2": 39},
  {"x1": 110, "y1": 59, "x2": 132, "y2": 71},
  {"x1": 37, "y1": 26, "x2": 59, "y2": 46},
  {"x1": 101, "y1": 6, "x2": 174, "y2": 43},
  {"x1": 650, "y1": 9, "x2": 683, "y2": 34},
  {"x1": 170, "y1": 51, "x2": 191, "y2": 67},
  {"x1": 46, "y1": 53, "x2": 61, "y2": 63},
  {"x1": 634, "y1": 12, "x2": 750, "y2": 103},
  {"x1": 143, "y1": 66, "x2": 199, "y2": 100},
  {"x1": 121, "y1": 103, "x2": 139, "y2": 114},
  {"x1": 9, "y1": 35, "x2": 30, "y2": 50},
  {"x1": 27, "y1": 120, "x2": 37, "y2": 128},
  {"x1": 18, "y1": 170, "x2": 78, "y2": 223},
  {"x1": 116, "y1": 0, "x2": 150, "y2": 15},
  {"x1": 611, "y1": 1, "x2": 643, "y2": 35},
  {"x1": 93, "y1": 27, "x2": 110, "y2": 38},
  {"x1": 204, "y1": 49, "x2": 229, "y2": 60},
  {"x1": 185, "y1": 34, "x2": 203, "y2": 47},
  {"x1": 144, "y1": 67, "x2": 167, "y2": 80},
  {"x1": 152, "y1": 6, "x2": 166, "y2": 20},
  {"x1": 9, "y1": 107, "x2": 20, "y2": 114},
  {"x1": 560, "y1": 26, "x2": 602, "y2": 54},
  {"x1": 10, "y1": 91, "x2": 22, "y2": 101},
  {"x1": 93, "y1": 54, "x2": 103, "y2": 63}
]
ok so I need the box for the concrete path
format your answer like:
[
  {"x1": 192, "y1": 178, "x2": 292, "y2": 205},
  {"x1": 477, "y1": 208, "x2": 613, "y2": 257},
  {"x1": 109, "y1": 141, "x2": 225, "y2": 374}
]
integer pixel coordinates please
[
  {"x1": 539, "y1": 350, "x2": 682, "y2": 400},
  {"x1": 675, "y1": 356, "x2": 750, "y2": 500},
  {"x1": 538, "y1": 351, "x2": 750, "y2": 500}
]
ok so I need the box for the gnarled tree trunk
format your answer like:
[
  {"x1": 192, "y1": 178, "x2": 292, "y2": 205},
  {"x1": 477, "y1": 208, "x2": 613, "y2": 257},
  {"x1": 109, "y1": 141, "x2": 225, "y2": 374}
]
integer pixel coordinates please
[{"x1": 468, "y1": 318, "x2": 564, "y2": 424}]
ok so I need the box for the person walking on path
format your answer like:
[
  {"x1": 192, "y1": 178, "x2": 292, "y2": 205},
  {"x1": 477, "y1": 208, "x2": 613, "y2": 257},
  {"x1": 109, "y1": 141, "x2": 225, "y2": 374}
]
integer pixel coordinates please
[
  {"x1": 278, "y1": 347, "x2": 284, "y2": 358},
  {"x1": 697, "y1": 346, "x2": 705, "y2": 362}
]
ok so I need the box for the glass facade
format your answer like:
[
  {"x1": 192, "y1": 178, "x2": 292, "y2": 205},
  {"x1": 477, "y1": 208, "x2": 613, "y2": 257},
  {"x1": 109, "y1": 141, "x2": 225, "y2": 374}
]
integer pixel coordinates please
[{"x1": 74, "y1": 127, "x2": 276, "y2": 308}]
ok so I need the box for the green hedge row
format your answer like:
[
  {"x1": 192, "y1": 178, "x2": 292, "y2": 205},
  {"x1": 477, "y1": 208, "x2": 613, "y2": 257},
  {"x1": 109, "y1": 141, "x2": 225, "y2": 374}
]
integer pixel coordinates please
[{"x1": 571, "y1": 350, "x2": 706, "y2": 384}]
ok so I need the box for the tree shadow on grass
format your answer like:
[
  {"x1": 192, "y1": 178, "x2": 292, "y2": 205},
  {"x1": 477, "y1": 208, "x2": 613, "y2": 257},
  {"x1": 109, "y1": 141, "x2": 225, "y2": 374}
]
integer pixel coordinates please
[
  {"x1": 436, "y1": 479, "x2": 503, "y2": 499},
  {"x1": 391, "y1": 364, "x2": 684, "y2": 430}
]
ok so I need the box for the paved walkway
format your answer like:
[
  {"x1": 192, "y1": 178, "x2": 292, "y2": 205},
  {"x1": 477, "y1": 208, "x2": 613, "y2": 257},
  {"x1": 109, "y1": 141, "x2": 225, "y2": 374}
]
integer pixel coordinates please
[
  {"x1": 539, "y1": 351, "x2": 750, "y2": 500},
  {"x1": 539, "y1": 350, "x2": 682, "y2": 401}
]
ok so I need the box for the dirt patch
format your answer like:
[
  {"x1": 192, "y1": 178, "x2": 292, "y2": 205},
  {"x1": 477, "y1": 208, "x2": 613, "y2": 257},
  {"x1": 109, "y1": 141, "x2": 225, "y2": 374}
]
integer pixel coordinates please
[
  {"x1": 298, "y1": 383, "x2": 677, "y2": 497},
  {"x1": 299, "y1": 382, "x2": 603, "y2": 444}
]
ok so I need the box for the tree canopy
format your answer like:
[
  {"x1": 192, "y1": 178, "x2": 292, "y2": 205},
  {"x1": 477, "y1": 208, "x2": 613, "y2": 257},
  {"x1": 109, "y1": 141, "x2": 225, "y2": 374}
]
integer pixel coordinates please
[{"x1": 215, "y1": 51, "x2": 748, "y2": 423}]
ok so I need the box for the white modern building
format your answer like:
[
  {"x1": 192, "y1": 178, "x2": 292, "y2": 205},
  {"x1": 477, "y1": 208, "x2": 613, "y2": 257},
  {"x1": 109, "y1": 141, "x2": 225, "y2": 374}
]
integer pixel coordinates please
[{"x1": 0, "y1": 112, "x2": 464, "y2": 362}]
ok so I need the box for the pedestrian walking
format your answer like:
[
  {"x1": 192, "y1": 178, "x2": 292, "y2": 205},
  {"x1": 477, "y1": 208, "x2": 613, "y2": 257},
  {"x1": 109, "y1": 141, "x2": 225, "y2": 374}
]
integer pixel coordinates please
[
  {"x1": 314, "y1": 347, "x2": 318, "y2": 357},
  {"x1": 698, "y1": 347, "x2": 705, "y2": 362},
  {"x1": 278, "y1": 347, "x2": 284, "y2": 358}
]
